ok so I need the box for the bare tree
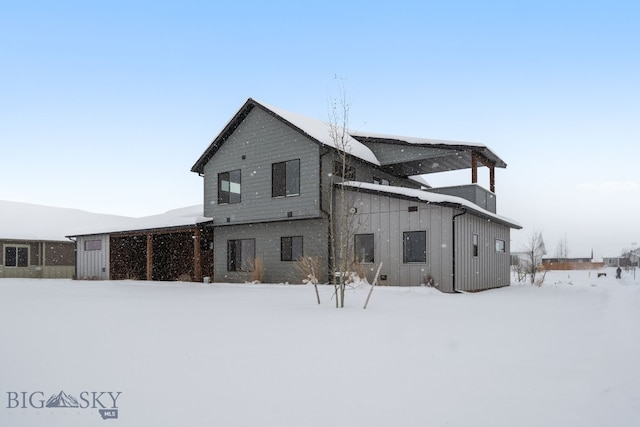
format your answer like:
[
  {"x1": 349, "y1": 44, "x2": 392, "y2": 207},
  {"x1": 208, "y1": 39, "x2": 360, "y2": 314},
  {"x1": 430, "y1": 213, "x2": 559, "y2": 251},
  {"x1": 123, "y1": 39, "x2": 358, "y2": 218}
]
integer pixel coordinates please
[
  {"x1": 326, "y1": 81, "x2": 361, "y2": 308},
  {"x1": 522, "y1": 231, "x2": 547, "y2": 285},
  {"x1": 555, "y1": 234, "x2": 569, "y2": 261}
]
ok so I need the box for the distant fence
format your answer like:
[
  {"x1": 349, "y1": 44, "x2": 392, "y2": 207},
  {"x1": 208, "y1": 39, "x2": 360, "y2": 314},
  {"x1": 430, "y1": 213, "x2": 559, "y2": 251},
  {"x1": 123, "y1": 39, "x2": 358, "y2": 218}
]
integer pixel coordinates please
[{"x1": 539, "y1": 262, "x2": 605, "y2": 271}]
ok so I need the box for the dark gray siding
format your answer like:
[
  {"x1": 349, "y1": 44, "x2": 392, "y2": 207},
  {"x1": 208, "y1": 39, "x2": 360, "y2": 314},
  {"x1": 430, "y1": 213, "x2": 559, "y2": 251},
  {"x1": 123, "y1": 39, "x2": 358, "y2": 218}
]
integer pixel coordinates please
[
  {"x1": 213, "y1": 218, "x2": 329, "y2": 284},
  {"x1": 203, "y1": 108, "x2": 321, "y2": 224},
  {"x1": 454, "y1": 214, "x2": 511, "y2": 291},
  {"x1": 338, "y1": 189, "x2": 512, "y2": 292},
  {"x1": 336, "y1": 190, "x2": 454, "y2": 289}
]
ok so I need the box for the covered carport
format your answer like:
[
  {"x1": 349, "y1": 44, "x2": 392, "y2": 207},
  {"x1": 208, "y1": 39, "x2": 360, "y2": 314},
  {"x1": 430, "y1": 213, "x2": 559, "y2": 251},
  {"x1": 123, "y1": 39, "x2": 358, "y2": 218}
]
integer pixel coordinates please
[{"x1": 109, "y1": 224, "x2": 214, "y2": 282}]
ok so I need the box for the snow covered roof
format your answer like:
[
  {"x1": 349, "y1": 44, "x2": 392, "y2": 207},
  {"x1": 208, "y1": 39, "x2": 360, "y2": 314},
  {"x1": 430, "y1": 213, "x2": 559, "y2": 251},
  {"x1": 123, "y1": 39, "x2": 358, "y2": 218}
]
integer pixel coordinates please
[
  {"x1": 67, "y1": 205, "x2": 212, "y2": 237},
  {"x1": 340, "y1": 181, "x2": 522, "y2": 229},
  {"x1": 0, "y1": 200, "x2": 211, "y2": 241},
  {"x1": 191, "y1": 98, "x2": 508, "y2": 176},
  {"x1": 0, "y1": 200, "x2": 135, "y2": 242}
]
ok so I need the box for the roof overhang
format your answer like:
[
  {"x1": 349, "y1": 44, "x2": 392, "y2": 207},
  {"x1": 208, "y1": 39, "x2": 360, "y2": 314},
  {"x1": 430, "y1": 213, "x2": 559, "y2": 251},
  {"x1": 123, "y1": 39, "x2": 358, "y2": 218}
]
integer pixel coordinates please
[{"x1": 350, "y1": 133, "x2": 507, "y2": 176}]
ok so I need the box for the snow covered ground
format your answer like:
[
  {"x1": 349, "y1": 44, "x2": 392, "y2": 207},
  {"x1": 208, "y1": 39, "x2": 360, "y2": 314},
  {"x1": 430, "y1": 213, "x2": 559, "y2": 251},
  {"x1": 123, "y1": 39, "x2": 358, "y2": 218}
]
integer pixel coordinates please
[{"x1": 1, "y1": 268, "x2": 639, "y2": 427}]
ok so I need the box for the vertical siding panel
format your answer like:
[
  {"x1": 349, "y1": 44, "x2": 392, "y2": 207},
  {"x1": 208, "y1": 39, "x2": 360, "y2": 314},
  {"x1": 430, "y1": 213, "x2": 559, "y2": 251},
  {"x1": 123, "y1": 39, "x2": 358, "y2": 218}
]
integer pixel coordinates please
[{"x1": 76, "y1": 235, "x2": 109, "y2": 280}]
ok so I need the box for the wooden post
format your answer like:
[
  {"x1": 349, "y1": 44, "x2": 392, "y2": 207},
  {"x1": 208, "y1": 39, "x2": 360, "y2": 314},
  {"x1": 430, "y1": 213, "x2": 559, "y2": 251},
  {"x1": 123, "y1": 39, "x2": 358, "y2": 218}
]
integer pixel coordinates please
[
  {"x1": 471, "y1": 152, "x2": 478, "y2": 184},
  {"x1": 194, "y1": 227, "x2": 202, "y2": 283},
  {"x1": 490, "y1": 164, "x2": 495, "y2": 193},
  {"x1": 146, "y1": 234, "x2": 153, "y2": 281}
]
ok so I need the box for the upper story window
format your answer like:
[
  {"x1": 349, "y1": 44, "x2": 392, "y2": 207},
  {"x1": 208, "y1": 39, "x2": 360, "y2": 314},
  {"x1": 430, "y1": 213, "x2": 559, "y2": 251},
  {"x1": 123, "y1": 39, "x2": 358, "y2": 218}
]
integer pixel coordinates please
[
  {"x1": 218, "y1": 170, "x2": 241, "y2": 204},
  {"x1": 333, "y1": 161, "x2": 355, "y2": 180},
  {"x1": 495, "y1": 239, "x2": 506, "y2": 253},
  {"x1": 4, "y1": 245, "x2": 29, "y2": 267},
  {"x1": 403, "y1": 231, "x2": 427, "y2": 263},
  {"x1": 272, "y1": 159, "x2": 300, "y2": 197},
  {"x1": 373, "y1": 177, "x2": 390, "y2": 185}
]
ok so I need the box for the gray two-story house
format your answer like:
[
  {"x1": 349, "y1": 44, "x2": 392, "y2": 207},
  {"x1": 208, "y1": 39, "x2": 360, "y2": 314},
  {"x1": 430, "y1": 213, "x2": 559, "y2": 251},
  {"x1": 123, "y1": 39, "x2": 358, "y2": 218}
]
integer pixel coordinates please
[{"x1": 191, "y1": 98, "x2": 521, "y2": 292}]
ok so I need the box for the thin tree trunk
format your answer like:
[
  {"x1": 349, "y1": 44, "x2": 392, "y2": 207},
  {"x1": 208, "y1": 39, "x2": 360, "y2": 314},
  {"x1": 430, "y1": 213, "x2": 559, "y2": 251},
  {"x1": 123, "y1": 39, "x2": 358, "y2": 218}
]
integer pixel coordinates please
[{"x1": 363, "y1": 262, "x2": 383, "y2": 309}]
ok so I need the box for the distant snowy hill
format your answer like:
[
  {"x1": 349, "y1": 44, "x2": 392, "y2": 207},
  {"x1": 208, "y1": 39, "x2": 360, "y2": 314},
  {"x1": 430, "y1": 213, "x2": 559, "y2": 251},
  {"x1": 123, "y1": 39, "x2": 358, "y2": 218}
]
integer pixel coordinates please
[{"x1": 0, "y1": 200, "x2": 209, "y2": 241}]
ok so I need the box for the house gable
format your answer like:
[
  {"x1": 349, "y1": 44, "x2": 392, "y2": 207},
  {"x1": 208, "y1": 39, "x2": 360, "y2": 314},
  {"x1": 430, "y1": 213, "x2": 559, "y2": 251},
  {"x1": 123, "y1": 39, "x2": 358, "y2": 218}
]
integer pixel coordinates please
[{"x1": 201, "y1": 105, "x2": 322, "y2": 224}]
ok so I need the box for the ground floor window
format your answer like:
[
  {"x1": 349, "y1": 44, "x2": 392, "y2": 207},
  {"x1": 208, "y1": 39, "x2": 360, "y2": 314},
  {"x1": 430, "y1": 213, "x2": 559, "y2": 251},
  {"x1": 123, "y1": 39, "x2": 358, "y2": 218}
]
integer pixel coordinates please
[
  {"x1": 354, "y1": 234, "x2": 374, "y2": 263},
  {"x1": 403, "y1": 231, "x2": 426, "y2": 263},
  {"x1": 227, "y1": 239, "x2": 255, "y2": 271},
  {"x1": 281, "y1": 236, "x2": 303, "y2": 261},
  {"x1": 4, "y1": 245, "x2": 29, "y2": 267}
]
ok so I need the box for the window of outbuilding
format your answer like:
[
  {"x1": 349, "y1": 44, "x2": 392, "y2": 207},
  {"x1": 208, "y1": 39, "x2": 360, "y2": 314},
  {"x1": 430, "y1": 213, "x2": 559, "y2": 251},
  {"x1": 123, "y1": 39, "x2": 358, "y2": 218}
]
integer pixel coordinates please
[{"x1": 84, "y1": 240, "x2": 102, "y2": 251}]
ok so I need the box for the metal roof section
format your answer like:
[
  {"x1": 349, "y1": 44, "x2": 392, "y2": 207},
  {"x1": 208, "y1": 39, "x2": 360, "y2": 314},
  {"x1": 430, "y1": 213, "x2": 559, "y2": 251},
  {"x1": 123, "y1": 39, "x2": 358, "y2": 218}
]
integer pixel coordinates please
[{"x1": 349, "y1": 130, "x2": 507, "y2": 176}]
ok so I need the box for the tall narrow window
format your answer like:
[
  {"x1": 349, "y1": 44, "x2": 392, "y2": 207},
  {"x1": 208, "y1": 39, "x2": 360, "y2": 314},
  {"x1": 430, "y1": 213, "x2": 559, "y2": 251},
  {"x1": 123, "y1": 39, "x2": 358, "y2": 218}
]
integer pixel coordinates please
[
  {"x1": 272, "y1": 159, "x2": 300, "y2": 197},
  {"x1": 495, "y1": 239, "x2": 506, "y2": 253},
  {"x1": 4, "y1": 246, "x2": 28, "y2": 267},
  {"x1": 227, "y1": 239, "x2": 255, "y2": 271},
  {"x1": 473, "y1": 234, "x2": 479, "y2": 257},
  {"x1": 281, "y1": 236, "x2": 303, "y2": 261},
  {"x1": 403, "y1": 231, "x2": 427, "y2": 263},
  {"x1": 218, "y1": 170, "x2": 241, "y2": 204},
  {"x1": 354, "y1": 234, "x2": 375, "y2": 263}
]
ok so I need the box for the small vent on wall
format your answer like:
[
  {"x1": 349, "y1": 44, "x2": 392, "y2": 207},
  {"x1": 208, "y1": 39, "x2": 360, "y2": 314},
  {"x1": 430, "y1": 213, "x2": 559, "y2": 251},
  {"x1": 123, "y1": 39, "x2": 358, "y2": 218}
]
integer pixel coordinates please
[
  {"x1": 408, "y1": 206, "x2": 418, "y2": 212},
  {"x1": 241, "y1": 155, "x2": 246, "y2": 160}
]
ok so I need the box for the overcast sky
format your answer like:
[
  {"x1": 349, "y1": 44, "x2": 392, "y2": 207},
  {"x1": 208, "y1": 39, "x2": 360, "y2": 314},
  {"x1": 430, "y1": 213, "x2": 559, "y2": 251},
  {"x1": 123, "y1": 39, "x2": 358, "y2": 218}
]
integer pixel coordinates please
[{"x1": 1, "y1": 1, "x2": 638, "y2": 259}]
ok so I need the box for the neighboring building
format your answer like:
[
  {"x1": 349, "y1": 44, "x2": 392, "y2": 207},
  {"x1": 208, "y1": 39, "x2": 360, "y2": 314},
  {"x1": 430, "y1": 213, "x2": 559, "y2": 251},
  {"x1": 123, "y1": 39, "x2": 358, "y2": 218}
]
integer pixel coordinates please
[
  {"x1": 603, "y1": 251, "x2": 639, "y2": 268},
  {"x1": 0, "y1": 238, "x2": 75, "y2": 279},
  {"x1": 191, "y1": 98, "x2": 521, "y2": 292},
  {"x1": 0, "y1": 200, "x2": 121, "y2": 279},
  {"x1": 540, "y1": 257, "x2": 604, "y2": 270},
  {"x1": 68, "y1": 206, "x2": 214, "y2": 282}
]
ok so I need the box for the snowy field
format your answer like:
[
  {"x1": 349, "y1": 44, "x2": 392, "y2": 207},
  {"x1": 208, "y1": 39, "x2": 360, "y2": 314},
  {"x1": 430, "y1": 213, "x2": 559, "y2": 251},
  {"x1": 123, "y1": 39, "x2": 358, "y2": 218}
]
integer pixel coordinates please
[{"x1": 1, "y1": 268, "x2": 639, "y2": 427}]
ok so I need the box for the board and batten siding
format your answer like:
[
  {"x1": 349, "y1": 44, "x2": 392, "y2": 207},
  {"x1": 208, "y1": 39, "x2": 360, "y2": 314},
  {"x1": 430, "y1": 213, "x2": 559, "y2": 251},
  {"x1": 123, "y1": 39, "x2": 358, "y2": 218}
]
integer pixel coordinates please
[
  {"x1": 454, "y1": 214, "x2": 511, "y2": 291},
  {"x1": 339, "y1": 190, "x2": 455, "y2": 289},
  {"x1": 76, "y1": 234, "x2": 109, "y2": 280},
  {"x1": 203, "y1": 107, "x2": 321, "y2": 224},
  {"x1": 213, "y1": 219, "x2": 329, "y2": 284},
  {"x1": 342, "y1": 189, "x2": 512, "y2": 292}
]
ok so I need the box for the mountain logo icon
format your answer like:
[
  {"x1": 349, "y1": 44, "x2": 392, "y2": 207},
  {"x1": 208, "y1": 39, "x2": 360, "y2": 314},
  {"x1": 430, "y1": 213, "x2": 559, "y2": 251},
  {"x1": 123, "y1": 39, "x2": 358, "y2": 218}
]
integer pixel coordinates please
[{"x1": 45, "y1": 391, "x2": 80, "y2": 408}]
